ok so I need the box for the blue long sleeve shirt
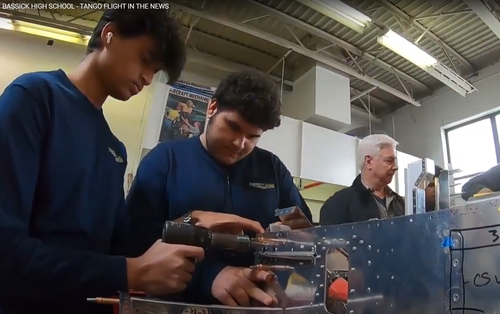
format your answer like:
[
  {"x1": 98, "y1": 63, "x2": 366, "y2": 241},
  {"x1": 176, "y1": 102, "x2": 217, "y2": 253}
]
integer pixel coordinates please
[
  {"x1": 0, "y1": 70, "x2": 129, "y2": 314},
  {"x1": 461, "y1": 163, "x2": 500, "y2": 200},
  {"x1": 125, "y1": 136, "x2": 311, "y2": 304}
]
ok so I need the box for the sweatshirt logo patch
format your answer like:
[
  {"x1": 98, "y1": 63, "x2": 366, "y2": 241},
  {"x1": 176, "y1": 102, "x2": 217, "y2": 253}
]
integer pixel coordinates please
[
  {"x1": 249, "y1": 182, "x2": 275, "y2": 189},
  {"x1": 108, "y1": 147, "x2": 124, "y2": 163}
]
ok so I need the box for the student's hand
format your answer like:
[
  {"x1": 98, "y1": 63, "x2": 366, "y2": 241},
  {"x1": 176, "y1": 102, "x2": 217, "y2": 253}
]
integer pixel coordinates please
[
  {"x1": 211, "y1": 266, "x2": 278, "y2": 306},
  {"x1": 272, "y1": 218, "x2": 311, "y2": 230},
  {"x1": 277, "y1": 209, "x2": 312, "y2": 230},
  {"x1": 127, "y1": 240, "x2": 204, "y2": 295},
  {"x1": 192, "y1": 211, "x2": 265, "y2": 234}
]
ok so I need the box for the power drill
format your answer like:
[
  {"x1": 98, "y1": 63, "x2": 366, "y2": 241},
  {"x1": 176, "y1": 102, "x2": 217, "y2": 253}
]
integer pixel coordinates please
[
  {"x1": 161, "y1": 221, "x2": 292, "y2": 308},
  {"x1": 161, "y1": 220, "x2": 255, "y2": 251}
]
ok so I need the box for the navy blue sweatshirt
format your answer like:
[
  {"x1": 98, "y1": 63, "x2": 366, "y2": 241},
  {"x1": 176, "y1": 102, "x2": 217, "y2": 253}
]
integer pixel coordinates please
[
  {"x1": 125, "y1": 137, "x2": 311, "y2": 304},
  {"x1": 0, "y1": 70, "x2": 128, "y2": 314},
  {"x1": 462, "y1": 163, "x2": 500, "y2": 200}
]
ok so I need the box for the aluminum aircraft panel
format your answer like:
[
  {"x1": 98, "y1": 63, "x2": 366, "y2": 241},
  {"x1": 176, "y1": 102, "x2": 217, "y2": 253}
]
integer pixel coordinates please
[{"x1": 119, "y1": 194, "x2": 500, "y2": 314}]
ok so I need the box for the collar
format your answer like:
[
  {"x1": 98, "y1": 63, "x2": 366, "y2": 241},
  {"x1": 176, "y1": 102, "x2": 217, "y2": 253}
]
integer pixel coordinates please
[
  {"x1": 353, "y1": 174, "x2": 396, "y2": 197},
  {"x1": 194, "y1": 136, "x2": 259, "y2": 171}
]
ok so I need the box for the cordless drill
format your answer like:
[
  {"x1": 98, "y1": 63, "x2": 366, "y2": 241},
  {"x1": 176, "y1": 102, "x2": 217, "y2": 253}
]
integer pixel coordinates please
[{"x1": 161, "y1": 220, "x2": 255, "y2": 251}]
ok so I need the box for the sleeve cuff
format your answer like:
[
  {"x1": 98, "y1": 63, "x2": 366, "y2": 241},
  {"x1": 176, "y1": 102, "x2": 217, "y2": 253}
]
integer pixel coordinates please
[
  {"x1": 94, "y1": 255, "x2": 128, "y2": 295},
  {"x1": 462, "y1": 183, "x2": 486, "y2": 199}
]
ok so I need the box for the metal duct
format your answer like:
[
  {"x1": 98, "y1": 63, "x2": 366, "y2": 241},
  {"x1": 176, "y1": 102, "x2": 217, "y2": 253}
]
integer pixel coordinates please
[{"x1": 344, "y1": 127, "x2": 387, "y2": 139}]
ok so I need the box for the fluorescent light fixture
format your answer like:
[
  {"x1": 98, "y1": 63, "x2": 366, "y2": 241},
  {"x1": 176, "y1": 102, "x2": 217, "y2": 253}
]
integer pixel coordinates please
[
  {"x1": 0, "y1": 17, "x2": 90, "y2": 46},
  {"x1": 377, "y1": 28, "x2": 477, "y2": 97},
  {"x1": 377, "y1": 29, "x2": 437, "y2": 69},
  {"x1": 296, "y1": 0, "x2": 372, "y2": 33}
]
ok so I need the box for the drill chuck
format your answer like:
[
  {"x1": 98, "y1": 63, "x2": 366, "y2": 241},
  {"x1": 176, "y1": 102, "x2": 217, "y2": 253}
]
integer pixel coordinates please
[
  {"x1": 211, "y1": 233, "x2": 252, "y2": 251},
  {"x1": 162, "y1": 221, "x2": 253, "y2": 251}
]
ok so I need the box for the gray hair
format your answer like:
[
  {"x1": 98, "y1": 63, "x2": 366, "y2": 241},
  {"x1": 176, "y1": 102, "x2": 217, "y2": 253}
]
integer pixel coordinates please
[{"x1": 357, "y1": 134, "x2": 399, "y2": 169}]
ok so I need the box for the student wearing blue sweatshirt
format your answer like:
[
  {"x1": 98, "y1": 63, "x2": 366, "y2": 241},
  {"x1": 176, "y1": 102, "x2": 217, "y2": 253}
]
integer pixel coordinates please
[
  {"x1": 126, "y1": 70, "x2": 313, "y2": 307},
  {"x1": 0, "y1": 3, "x2": 204, "y2": 314}
]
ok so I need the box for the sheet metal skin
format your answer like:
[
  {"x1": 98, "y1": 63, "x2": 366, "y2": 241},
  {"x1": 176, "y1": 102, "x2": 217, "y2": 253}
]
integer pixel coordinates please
[
  {"x1": 405, "y1": 158, "x2": 435, "y2": 216},
  {"x1": 121, "y1": 195, "x2": 500, "y2": 314},
  {"x1": 437, "y1": 169, "x2": 451, "y2": 210}
]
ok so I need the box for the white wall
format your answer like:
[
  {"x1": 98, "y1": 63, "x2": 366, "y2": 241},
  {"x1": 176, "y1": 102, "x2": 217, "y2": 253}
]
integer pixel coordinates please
[
  {"x1": 299, "y1": 181, "x2": 344, "y2": 222},
  {"x1": 382, "y1": 61, "x2": 500, "y2": 166},
  {"x1": 258, "y1": 116, "x2": 302, "y2": 177},
  {"x1": 300, "y1": 123, "x2": 358, "y2": 186}
]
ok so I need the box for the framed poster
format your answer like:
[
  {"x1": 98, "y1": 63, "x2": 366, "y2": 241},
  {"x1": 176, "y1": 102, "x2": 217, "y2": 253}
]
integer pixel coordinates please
[{"x1": 158, "y1": 80, "x2": 215, "y2": 142}]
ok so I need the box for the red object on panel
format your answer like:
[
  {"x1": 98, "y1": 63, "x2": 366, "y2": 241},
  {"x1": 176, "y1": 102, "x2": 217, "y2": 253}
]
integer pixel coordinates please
[{"x1": 329, "y1": 277, "x2": 348, "y2": 303}]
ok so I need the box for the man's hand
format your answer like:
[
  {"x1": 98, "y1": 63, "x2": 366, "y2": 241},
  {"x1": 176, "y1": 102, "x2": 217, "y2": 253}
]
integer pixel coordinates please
[
  {"x1": 192, "y1": 211, "x2": 264, "y2": 234},
  {"x1": 126, "y1": 240, "x2": 205, "y2": 295},
  {"x1": 211, "y1": 266, "x2": 278, "y2": 307}
]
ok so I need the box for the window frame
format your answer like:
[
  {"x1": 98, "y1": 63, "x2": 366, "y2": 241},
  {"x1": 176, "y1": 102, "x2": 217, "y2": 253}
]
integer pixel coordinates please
[{"x1": 444, "y1": 112, "x2": 500, "y2": 188}]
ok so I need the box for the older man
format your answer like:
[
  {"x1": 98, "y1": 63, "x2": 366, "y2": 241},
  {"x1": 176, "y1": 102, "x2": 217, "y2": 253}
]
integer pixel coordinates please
[{"x1": 319, "y1": 134, "x2": 404, "y2": 225}]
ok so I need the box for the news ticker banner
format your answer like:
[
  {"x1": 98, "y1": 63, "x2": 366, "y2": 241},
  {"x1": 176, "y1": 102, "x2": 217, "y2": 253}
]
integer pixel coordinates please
[{"x1": 2, "y1": 2, "x2": 170, "y2": 10}]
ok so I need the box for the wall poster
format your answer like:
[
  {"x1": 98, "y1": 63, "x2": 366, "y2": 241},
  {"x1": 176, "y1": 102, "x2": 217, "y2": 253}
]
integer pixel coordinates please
[{"x1": 158, "y1": 80, "x2": 216, "y2": 142}]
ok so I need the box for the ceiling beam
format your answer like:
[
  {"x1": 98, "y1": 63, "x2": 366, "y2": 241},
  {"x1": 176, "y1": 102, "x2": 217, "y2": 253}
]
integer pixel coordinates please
[
  {"x1": 0, "y1": 7, "x2": 295, "y2": 91},
  {"x1": 350, "y1": 88, "x2": 387, "y2": 112},
  {"x1": 242, "y1": 0, "x2": 430, "y2": 92},
  {"x1": 188, "y1": 48, "x2": 382, "y2": 119},
  {"x1": 180, "y1": 25, "x2": 295, "y2": 80},
  {"x1": 2, "y1": 4, "x2": 381, "y2": 119},
  {"x1": 1, "y1": 2, "x2": 403, "y2": 110},
  {"x1": 245, "y1": 1, "x2": 361, "y2": 56},
  {"x1": 187, "y1": 49, "x2": 378, "y2": 121},
  {"x1": 463, "y1": 0, "x2": 500, "y2": 41},
  {"x1": 186, "y1": 48, "x2": 294, "y2": 91},
  {"x1": 374, "y1": 0, "x2": 475, "y2": 73},
  {"x1": 170, "y1": 2, "x2": 421, "y2": 107}
]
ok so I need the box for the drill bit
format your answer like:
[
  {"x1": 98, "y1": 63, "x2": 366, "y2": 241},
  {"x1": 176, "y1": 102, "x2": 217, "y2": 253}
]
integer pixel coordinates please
[
  {"x1": 251, "y1": 264, "x2": 295, "y2": 271},
  {"x1": 87, "y1": 297, "x2": 119, "y2": 305}
]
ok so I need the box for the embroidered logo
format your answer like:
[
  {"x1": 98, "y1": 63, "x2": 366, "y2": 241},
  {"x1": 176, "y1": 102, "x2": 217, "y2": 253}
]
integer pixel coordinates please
[
  {"x1": 249, "y1": 182, "x2": 275, "y2": 189},
  {"x1": 108, "y1": 147, "x2": 124, "y2": 163}
]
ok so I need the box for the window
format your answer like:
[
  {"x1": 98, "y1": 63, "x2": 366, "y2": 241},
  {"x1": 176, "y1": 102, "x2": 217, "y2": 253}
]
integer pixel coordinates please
[
  {"x1": 453, "y1": 177, "x2": 475, "y2": 197},
  {"x1": 445, "y1": 112, "x2": 500, "y2": 195}
]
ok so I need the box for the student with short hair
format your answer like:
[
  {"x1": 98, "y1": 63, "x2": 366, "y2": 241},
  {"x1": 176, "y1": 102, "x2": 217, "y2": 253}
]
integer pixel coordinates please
[
  {"x1": 126, "y1": 70, "x2": 312, "y2": 306},
  {"x1": 0, "y1": 3, "x2": 195, "y2": 314}
]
